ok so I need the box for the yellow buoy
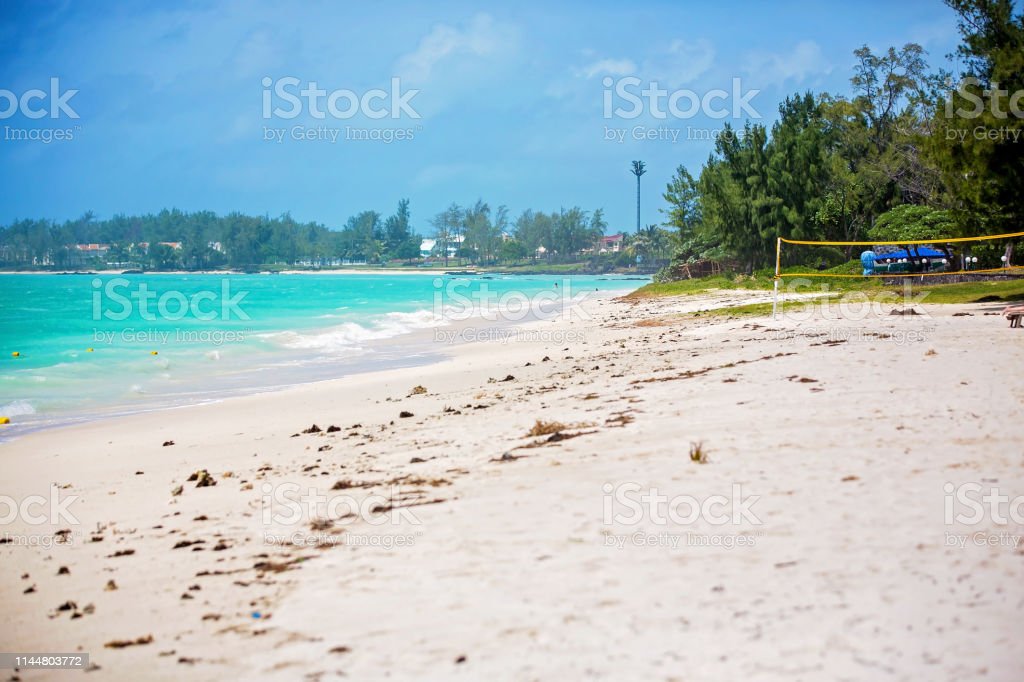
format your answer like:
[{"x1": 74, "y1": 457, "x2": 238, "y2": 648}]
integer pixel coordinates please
[
  {"x1": 11, "y1": 351, "x2": 20, "y2": 357},
  {"x1": 86, "y1": 348, "x2": 94, "y2": 352},
  {"x1": 150, "y1": 351, "x2": 159, "y2": 355},
  {"x1": 0, "y1": 417, "x2": 9, "y2": 425}
]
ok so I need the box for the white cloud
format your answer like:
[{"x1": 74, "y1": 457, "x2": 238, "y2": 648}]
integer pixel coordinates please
[
  {"x1": 907, "y1": 15, "x2": 960, "y2": 51},
  {"x1": 395, "y1": 13, "x2": 517, "y2": 83},
  {"x1": 649, "y1": 39, "x2": 716, "y2": 86},
  {"x1": 571, "y1": 38, "x2": 715, "y2": 86},
  {"x1": 231, "y1": 28, "x2": 284, "y2": 77},
  {"x1": 745, "y1": 40, "x2": 831, "y2": 88},
  {"x1": 576, "y1": 58, "x2": 637, "y2": 79}
]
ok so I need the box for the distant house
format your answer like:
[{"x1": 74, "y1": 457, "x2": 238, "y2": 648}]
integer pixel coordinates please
[
  {"x1": 66, "y1": 243, "x2": 111, "y2": 267},
  {"x1": 420, "y1": 235, "x2": 463, "y2": 259},
  {"x1": 419, "y1": 238, "x2": 436, "y2": 258},
  {"x1": 598, "y1": 233, "x2": 625, "y2": 253},
  {"x1": 73, "y1": 241, "x2": 111, "y2": 262},
  {"x1": 136, "y1": 241, "x2": 182, "y2": 252},
  {"x1": 75, "y1": 243, "x2": 110, "y2": 258}
]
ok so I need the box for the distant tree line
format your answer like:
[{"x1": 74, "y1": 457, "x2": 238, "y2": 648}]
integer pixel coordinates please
[{"x1": 0, "y1": 198, "x2": 629, "y2": 270}]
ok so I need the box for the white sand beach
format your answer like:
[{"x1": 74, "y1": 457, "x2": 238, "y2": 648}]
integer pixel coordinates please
[{"x1": 1, "y1": 291, "x2": 1023, "y2": 680}]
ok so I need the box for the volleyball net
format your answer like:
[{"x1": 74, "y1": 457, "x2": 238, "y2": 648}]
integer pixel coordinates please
[
  {"x1": 770, "y1": 230, "x2": 1024, "y2": 317},
  {"x1": 774, "y1": 231, "x2": 1024, "y2": 280}
]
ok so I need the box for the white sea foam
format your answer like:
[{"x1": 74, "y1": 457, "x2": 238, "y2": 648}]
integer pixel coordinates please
[
  {"x1": 263, "y1": 308, "x2": 444, "y2": 353},
  {"x1": 0, "y1": 399, "x2": 36, "y2": 416},
  {"x1": 380, "y1": 308, "x2": 445, "y2": 330}
]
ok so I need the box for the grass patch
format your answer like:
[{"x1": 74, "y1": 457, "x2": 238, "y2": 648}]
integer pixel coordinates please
[
  {"x1": 911, "y1": 278, "x2": 1024, "y2": 304},
  {"x1": 526, "y1": 419, "x2": 567, "y2": 437},
  {"x1": 626, "y1": 275, "x2": 772, "y2": 299},
  {"x1": 692, "y1": 299, "x2": 822, "y2": 318},
  {"x1": 701, "y1": 280, "x2": 1024, "y2": 317},
  {"x1": 628, "y1": 265, "x2": 879, "y2": 299},
  {"x1": 689, "y1": 441, "x2": 708, "y2": 464},
  {"x1": 630, "y1": 269, "x2": 1024, "y2": 305}
]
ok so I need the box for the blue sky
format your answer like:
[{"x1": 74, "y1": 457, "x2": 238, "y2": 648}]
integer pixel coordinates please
[{"x1": 0, "y1": 0, "x2": 962, "y2": 233}]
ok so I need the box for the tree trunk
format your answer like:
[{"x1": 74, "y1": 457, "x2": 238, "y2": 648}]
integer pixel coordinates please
[{"x1": 636, "y1": 177, "x2": 641, "y2": 233}]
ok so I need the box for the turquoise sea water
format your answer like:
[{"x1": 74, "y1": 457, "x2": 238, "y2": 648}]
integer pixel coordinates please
[{"x1": 0, "y1": 273, "x2": 645, "y2": 435}]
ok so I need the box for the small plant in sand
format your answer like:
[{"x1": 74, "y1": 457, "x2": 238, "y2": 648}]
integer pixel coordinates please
[
  {"x1": 527, "y1": 420, "x2": 566, "y2": 437},
  {"x1": 310, "y1": 517, "x2": 333, "y2": 531},
  {"x1": 409, "y1": 385, "x2": 427, "y2": 396},
  {"x1": 186, "y1": 469, "x2": 217, "y2": 487},
  {"x1": 689, "y1": 441, "x2": 708, "y2": 464}
]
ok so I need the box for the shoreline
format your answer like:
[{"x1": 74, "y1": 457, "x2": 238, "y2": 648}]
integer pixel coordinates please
[
  {"x1": 0, "y1": 287, "x2": 637, "y2": 441},
  {"x1": 1, "y1": 291, "x2": 1021, "y2": 678},
  {"x1": 0, "y1": 269, "x2": 441, "y2": 276},
  {"x1": 0, "y1": 266, "x2": 651, "y2": 274}
]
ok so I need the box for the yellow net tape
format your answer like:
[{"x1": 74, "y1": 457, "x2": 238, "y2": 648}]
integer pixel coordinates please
[
  {"x1": 779, "y1": 230, "x2": 1024, "y2": 246},
  {"x1": 777, "y1": 265, "x2": 1024, "y2": 279}
]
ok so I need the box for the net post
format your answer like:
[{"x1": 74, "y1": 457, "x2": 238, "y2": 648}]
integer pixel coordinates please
[{"x1": 772, "y1": 237, "x2": 782, "y2": 319}]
